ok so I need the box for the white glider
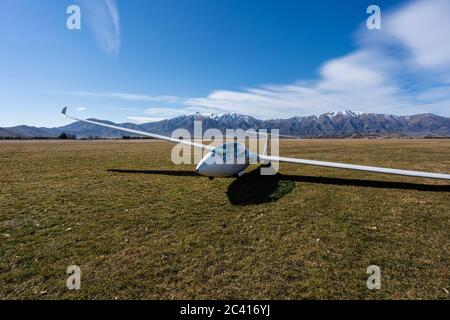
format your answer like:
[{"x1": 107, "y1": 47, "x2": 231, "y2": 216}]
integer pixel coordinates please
[{"x1": 61, "y1": 107, "x2": 450, "y2": 180}]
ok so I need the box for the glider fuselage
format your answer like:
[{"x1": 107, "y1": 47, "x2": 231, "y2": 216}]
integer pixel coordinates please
[{"x1": 195, "y1": 142, "x2": 254, "y2": 177}]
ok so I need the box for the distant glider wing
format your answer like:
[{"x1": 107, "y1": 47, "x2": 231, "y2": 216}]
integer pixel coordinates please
[
  {"x1": 61, "y1": 107, "x2": 214, "y2": 150},
  {"x1": 259, "y1": 154, "x2": 450, "y2": 180}
]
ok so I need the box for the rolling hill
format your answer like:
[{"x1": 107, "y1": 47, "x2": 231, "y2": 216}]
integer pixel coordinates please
[{"x1": 1, "y1": 111, "x2": 449, "y2": 138}]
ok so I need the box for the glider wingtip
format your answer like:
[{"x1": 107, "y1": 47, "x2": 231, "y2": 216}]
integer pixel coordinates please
[{"x1": 61, "y1": 106, "x2": 67, "y2": 116}]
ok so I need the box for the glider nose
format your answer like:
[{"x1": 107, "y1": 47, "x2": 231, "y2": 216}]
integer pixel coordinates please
[
  {"x1": 196, "y1": 155, "x2": 216, "y2": 176},
  {"x1": 195, "y1": 160, "x2": 205, "y2": 175},
  {"x1": 196, "y1": 151, "x2": 215, "y2": 176}
]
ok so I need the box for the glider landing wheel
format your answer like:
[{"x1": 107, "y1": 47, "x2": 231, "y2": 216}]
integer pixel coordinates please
[{"x1": 260, "y1": 162, "x2": 272, "y2": 168}]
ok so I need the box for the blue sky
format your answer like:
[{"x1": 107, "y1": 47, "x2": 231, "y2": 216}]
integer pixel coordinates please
[{"x1": 1, "y1": 0, "x2": 450, "y2": 127}]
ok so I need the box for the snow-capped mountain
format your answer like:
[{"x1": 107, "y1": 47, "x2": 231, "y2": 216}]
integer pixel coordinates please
[
  {"x1": 1, "y1": 111, "x2": 449, "y2": 138},
  {"x1": 324, "y1": 110, "x2": 367, "y2": 118}
]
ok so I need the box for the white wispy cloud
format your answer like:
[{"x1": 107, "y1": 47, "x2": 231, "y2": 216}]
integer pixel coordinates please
[
  {"x1": 59, "y1": 0, "x2": 450, "y2": 120},
  {"x1": 79, "y1": 0, "x2": 121, "y2": 56},
  {"x1": 76, "y1": 107, "x2": 86, "y2": 111},
  {"x1": 53, "y1": 91, "x2": 181, "y2": 103},
  {"x1": 184, "y1": 0, "x2": 450, "y2": 118},
  {"x1": 385, "y1": 0, "x2": 450, "y2": 71},
  {"x1": 144, "y1": 106, "x2": 222, "y2": 117},
  {"x1": 127, "y1": 116, "x2": 167, "y2": 123}
]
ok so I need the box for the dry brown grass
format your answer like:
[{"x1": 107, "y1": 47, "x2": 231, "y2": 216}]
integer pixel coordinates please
[{"x1": 0, "y1": 139, "x2": 449, "y2": 299}]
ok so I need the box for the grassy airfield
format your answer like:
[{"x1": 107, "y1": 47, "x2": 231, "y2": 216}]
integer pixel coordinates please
[{"x1": 0, "y1": 139, "x2": 449, "y2": 300}]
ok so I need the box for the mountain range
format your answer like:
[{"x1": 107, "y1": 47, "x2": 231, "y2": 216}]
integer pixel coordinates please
[{"x1": 1, "y1": 111, "x2": 450, "y2": 138}]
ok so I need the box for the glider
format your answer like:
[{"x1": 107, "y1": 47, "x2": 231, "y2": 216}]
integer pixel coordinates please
[{"x1": 61, "y1": 107, "x2": 450, "y2": 180}]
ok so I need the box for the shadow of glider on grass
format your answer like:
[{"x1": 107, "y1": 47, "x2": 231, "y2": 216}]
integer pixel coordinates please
[
  {"x1": 61, "y1": 107, "x2": 450, "y2": 181},
  {"x1": 108, "y1": 168, "x2": 450, "y2": 205}
]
